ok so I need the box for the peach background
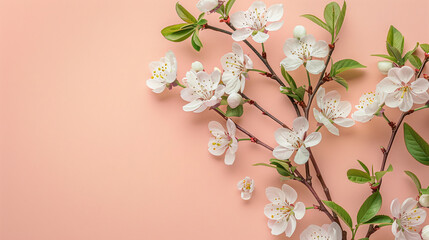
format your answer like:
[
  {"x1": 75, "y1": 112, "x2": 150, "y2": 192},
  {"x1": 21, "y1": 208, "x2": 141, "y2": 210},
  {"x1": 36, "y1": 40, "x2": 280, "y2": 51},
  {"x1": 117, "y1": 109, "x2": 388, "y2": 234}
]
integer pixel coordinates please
[{"x1": 1, "y1": 0, "x2": 428, "y2": 239}]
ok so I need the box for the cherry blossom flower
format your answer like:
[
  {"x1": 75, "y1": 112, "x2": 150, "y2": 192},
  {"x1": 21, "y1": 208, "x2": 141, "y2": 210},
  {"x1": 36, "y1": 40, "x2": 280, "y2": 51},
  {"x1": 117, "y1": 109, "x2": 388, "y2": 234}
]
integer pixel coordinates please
[
  {"x1": 391, "y1": 198, "x2": 427, "y2": 240},
  {"x1": 146, "y1": 51, "x2": 177, "y2": 93},
  {"x1": 264, "y1": 184, "x2": 305, "y2": 237},
  {"x1": 281, "y1": 35, "x2": 329, "y2": 74},
  {"x1": 208, "y1": 119, "x2": 238, "y2": 165},
  {"x1": 273, "y1": 117, "x2": 322, "y2": 165},
  {"x1": 313, "y1": 87, "x2": 355, "y2": 136},
  {"x1": 221, "y1": 43, "x2": 253, "y2": 94},
  {"x1": 230, "y1": 1, "x2": 284, "y2": 43},
  {"x1": 377, "y1": 66, "x2": 429, "y2": 112},
  {"x1": 300, "y1": 222, "x2": 342, "y2": 240},
  {"x1": 422, "y1": 225, "x2": 429, "y2": 240},
  {"x1": 352, "y1": 89, "x2": 386, "y2": 123},
  {"x1": 181, "y1": 68, "x2": 225, "y2": 113},
  {"x1": 197, "y1": 0, "x2": 220, "y2": 12},
  {"x1": 237, "y1": 177, "x2": 254, "y2": 200}
]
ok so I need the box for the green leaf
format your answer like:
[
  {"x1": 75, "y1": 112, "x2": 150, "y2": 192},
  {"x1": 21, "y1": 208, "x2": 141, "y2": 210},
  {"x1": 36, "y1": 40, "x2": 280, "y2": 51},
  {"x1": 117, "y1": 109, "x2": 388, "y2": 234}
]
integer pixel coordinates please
[
  {"x1": 357, "y1": 160, "x2": 370, "y2": 175},
  {"x1": 281, "y1": 66, "x2": 297, "y2": 89},
  {"x1": 420, "y1": 43, "x2": 429, "y2": 53},
  {"x1": 253, "y1": 163, "x2": 276, "y2": 168},
  {"x1": 404, "y1": 123, "x2": 429, "y2": 165},
  {"x1": 197, "y1": 19, "x2": 208, "y2": 26},
  {"x1": 372, "y1": 54, "x2": 397, "y2": 62},
  {"x1": 334, "y1": 76, "x2": 348, "y2": 90},
  {"x1": 225, "y1": 105, "x2": 243, "y2": 117},
  {"x1": 386, "y1": 26, "x2": 404, "y2": 55},
  {"x1": 323, "y1": 200, "x2": 353, "y2": 228},
  {"x1": 323, "y1": 2, "x2": 341, "y2": 34},
  {"x1": 404, "y1": 170, "x2": 422, "y2": 194},
  {"x1": 359, "y1": 238, "x2": 370, "y2": 240},
  {"x1": 220, "y1": 96, "x2": 228, "y2": 105},
  {"x1": 409, "y1": 55, "x2": 422, "y2": 69},
  {"x1": 402, "y1": 43, "x2": 419, "y2": 65},
  {"x1": 347, "y1": 169, "x2": 371, "y2": 184},
  {"x1": 375, "y1": 164, "x2": 393, "y2": 182},
  {"x1": 335, "y1": 1, "x2": 346, "y2": 36},
  {"x1": 421, "y1": 186, "x2": 429, "y2": 194},
  {"x1": 197, "y1": 13, "x2": 205, "y2": 21},
  {"x1": 176, "y1": 2, "x2": 197, "y2": 23},
  {"x1": 225, "y1": 0, "x2": 236, "y2": 16},
  {"x1": 191, "y1": 31, "x2": 203, "y2": 51},
  {"x1": 161, "y1": 24, "x2": 196, "y2": 42},
  {"x1": 331, "y1": 59, "x2": 366, "y2": 76},
  {"x1": 357, "y1": 191, "x2": 382, "y2": 224},
  {"x1": 301, "y1": 14, "x2": 330, "y2": 32},
  {"x1": 363, "y1": 215, "x2": 393, "y2": 224},
  {"x1": 216, "y1": 4, "x2": 225, "y2": 16},
  {"x1": 294, "y1": 86, "x2": 306, "y2": 101},
  {"x1": 386, "y1": 43, "x2": 402, "y2": 62}
]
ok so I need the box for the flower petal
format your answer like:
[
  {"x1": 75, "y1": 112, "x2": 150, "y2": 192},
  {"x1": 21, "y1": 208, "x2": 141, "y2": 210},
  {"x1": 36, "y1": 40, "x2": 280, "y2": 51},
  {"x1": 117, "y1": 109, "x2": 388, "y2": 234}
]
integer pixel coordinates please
[
  {"x1": 398, "y1": 92, "x2": 413, "y2": 112},
  {"x1": 265, "y1": 21, "x2": 283, "y2": 31},
  {"x1": 301, "y1": 34, "x2": 316, "y2": 46},
  {"x1": 230, "y1": 11, "x2": 248, "y2": 28},
  {"x1": 183, "y1": 99, "x2": 203, "y2": 112},
  {"x1": 377, "y1": 78, "x2": 401, "y2": 93},
  {"x1": 264, "y1": 202, "x2": 286, "y2": 221},
  {"x1": 294, "y1": 202, "x2": 306, "y2": 220},
  {"x1": 252, "y1": 31, "x2": 269, "y2": 43},
  {"x1": 281, "y1": 56, "x2": 303, "y2": 71},
  {"x1": 294, "y1": 146, "x2": 309, "y2": 165},
  {"x1": 267, "y1": 219, "x2": 287, "y2": 235},
  {"x1": 401, "y1": 198, "x2": 418, "y2": 212},
  {"x1": 282, "y1": 184, "x2": 297, "y2": 204},
  {"x1": 267, "y1": 4, "x2": 283, "y2": 22},
  {"x1": 284, "y1": 216, "x2": 296, "y2": 237},
  {"x1": 275, "y1": 128, "x2": 297, "y2": 147},
  {"x1": 306, "y1": 59, "x2": 326, "y2": 74},
  {"x1": 224, "y1": 148, "x2": 236, "y2": 165},
  {"x1": 412, "y1": 91, "x2": 429, "y2": 104},
  {"x1": 390, "y1": 198, "x2": 401, "y2": 218},
  {"x1": 266, "y1": 186, "x2": 285, "y2": 203},
  {"x1": 241, "y1": 191, "x2": 252, "y2": 200},
  {"x1": 311, "y1": 40, "x2": 329, "y2": 58},
  {"x1": 180, "y1": 88, "x2": 197, "y2": 102},
  {"x1": 411, "y1": 78, "x2": 429, "y2": 93},
  {"x1": 273, "y1": 146, "x2": 294, "y2": 160},
  {"x1": 208, "y1": 121, "x2": 225, "y2": 135},
  {"x1": 226, "y1": 119, "x2": 236, "y2": 137},
  {"x1": 146, "y1": 78, "x2": 166, "y2": 93},
  {"x1": 389, "y1": 66, "x2": 414, "y2": 84},
  {"x1": 232, "y1": 28, "x2": 253, "y2": 42},
  {"x1": 304, "y1": 132, "x2": 322, "y2": 147},
  {"x1": 292, "y1": 116, "x2": 309, "y2": 139},
  {"x1": 315, "y1": 87, "x2": 326, "y2": 109},
  {"x1": 385, "y1": 91, "x2": 402, "y2": 108},
  {"x1": 283, "y1": 38, "x2": 301, "y2": 57},
  {"x1": 333, "y1": 117, "x2": 355, "y2": 127}
]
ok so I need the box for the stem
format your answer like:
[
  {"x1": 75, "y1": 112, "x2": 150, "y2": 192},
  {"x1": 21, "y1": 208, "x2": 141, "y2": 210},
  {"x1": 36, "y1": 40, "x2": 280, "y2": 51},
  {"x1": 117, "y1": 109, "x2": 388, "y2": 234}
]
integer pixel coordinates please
[
  {"x1": 305, "y1": 162, "x2": 312, "y2": 186},
  {"x1": 237, "y1": 138, "x2": 251, "y2": 142},
  {"x1": 241, "y1": 93, "x2": 290, "y2": 130},
  {"x1": 247, "y1": 68, "x2": 267, "y2": 74},
  {"x1": 306, "y1": 70, "x2": 312, "y2": 88},
  {"x1": 211, "y1": 108, "x2": 336, "y2": 224},
  {"x1": 306, "y1": 206, "x2": 315, "y2": 210},
  {"x1": 382, "y1": 112, "x2": 391, "y2": 124},
  {"x1": 204, "y1": 24, "x2": 233, "y2": 35},
  {"x1": 315, "y1": 125, "x2": 322, "y2": 132},
  {"x1": 304, "y1": 46, "x2": 335, "y2": 119},
  {"x1": 417, "y1": 57, "x2": 428, "y2": 78}
]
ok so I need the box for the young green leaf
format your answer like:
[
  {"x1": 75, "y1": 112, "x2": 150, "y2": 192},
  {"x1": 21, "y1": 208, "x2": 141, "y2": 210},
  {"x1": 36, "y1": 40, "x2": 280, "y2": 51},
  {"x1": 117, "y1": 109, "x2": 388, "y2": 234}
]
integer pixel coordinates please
[
  {"x1": 293, "y1": 86, "x2": 306, "y2": 101},
  {"x1": 322, "y1": 200, "x2": 353, "y2": 228},
  {"x1": 161, "y1": 24, "x2": 195, "y2": 42},
  {"x1": 357, "y1": 160, "x2": 370, "y2": 175},
  {"x1": 404, "y1": 170, "x2": 422, "y2": 194},
  {"x1": 386, "y1": 26, "x2": 404, "y2": 54},
  {"x1": 225, "y1": 0, "x2": 236, "y2": 16},
  {"x1": 402, "y1": 43, "x2": 419, "y2": 65},
  {"x1": 375, "y1": 164, "x2": 393, "y2": 182},
  {"x1": 197, "y1": 13, "x2": 205, "y2": 21},
  {"x1": 253, "y1": 163, "x2": 276, "y2": 168},
  {"x1": 225, "y1": 105, "x2": 244, "y2": 117},
  {"x1": 176, "y1": 2, "x2": 197, "y2": 23},
  {"x1": 347, "y1": 169, "x2": 371, "y2": 184},
  {"x1": 363, "y1": 215, "x2": 393, "y2": 224},
  {"x1": 386, "y1": 43, "x2": 402, "y2": 63},
  {"x1": 371, "y1": 54, "x2": 397, "y2": 62},
  {"x1": 404, "y1": 123, "x2": 429, "y2": 165},
  {"x1": 281, "y1": 66, "x2": 297, "y2": 89},
  {"x1": 408, "y1": 55, "x2": 422, "y2": 69},
  {"x1": 220, "y1": 96, "x2": 228, "y2": 105},
  {"x1": 301, "y1": 14, "x2": 330, "y2": 32},
  {"x1": 191, "y1": 31, "x2": 203, "y2": 51},
  {"x1": 334, "y1": 76, "x2": 348, "y2": 90},
  {"x1": 335, "y1": 1, "x2": 347, "y2": 35},
  {"x1": 420, "y1": 43, "x2": 429, "y2": 53},
  {"x1": 357, "y1": 191, "x2": 382, "y2": 224},
  {"x1": 331, "y1": 59, "x2": 366, "y2": 76},
  {"x1": 323, "y1": 2, "x2": 341, "y2": 34}
]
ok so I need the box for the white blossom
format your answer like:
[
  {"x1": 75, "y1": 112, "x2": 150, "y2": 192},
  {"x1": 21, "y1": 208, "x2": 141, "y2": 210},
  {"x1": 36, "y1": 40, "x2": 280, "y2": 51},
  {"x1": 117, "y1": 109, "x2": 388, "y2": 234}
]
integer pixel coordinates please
[
  {"x1": 146, "y1": 51, "x2": 177, "y2": 93},
  {"x1": 230, "y1": 1, "x2": 284, "y2": 43},
  {"x1": 208, "y1": 119, "x2": 238, "y2": 165},
  {"x1": 281, "y1": 35, "x2": 329, "y2": 74},
  {"x1": 313, "y1": 87, "x2": 355, "y2": 136},
  {"x1": 293, "y1": 25, "x2": 306, "y2": 39},
  {"x1": 196, "y1": 0, "x2": 220, "y2": 12},
  {"x1": 181, "y1": 68, "x2": 225, "y2": 113},
  {"x1": 221, "y1": 43, "x2": 253, "y2": 94},
  {"x1": 264, "y1": 184, "x2": 305, "y2": 237},
  {"x1": 378, "y1": 61, "x2": 393, "y2": 75},
  {"x1": 300, "y1": 222, "x2": 342, "y2": 240},
  {"x1": 377, "y1": 66, "x2": 429, "y2": 112},
  {"x1": 227, "y1": 92, "x2": 242, "y2": 108},
  {"x1": 273, "y1": 117, "x2": 322, "y2": 165},
  {"x1": 422, "y1": 225, "x2": 429, "y2": 240},
  {"x1": 420, "y1": 194, "x2": 429, "y2": 208},
  {"x1": 352, "y1": 89, "x2": 386, "y2": 123},
  {"x1": 391, "y1": 198, "x2": 427, "y2": 240},
  {"x1": 237, "y1": 177, "x2": 254, "y2": 200},
  {"x1": 191, "y1": 61, "x2": 204, "y2": 72}
]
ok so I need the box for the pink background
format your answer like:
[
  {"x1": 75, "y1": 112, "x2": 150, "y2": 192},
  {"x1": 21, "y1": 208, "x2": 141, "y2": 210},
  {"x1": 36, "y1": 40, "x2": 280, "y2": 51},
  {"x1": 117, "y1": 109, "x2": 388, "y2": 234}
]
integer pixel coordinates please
[{"x1": 1, "y1": 0, "x2": 428, "y2": 239}]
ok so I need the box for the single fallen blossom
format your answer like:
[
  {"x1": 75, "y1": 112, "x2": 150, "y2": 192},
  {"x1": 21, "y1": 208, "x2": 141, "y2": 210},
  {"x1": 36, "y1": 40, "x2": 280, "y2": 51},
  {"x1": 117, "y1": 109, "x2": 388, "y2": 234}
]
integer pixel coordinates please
[{"x1": 237, "y1": 177, "x2": 254, "y2": 200}]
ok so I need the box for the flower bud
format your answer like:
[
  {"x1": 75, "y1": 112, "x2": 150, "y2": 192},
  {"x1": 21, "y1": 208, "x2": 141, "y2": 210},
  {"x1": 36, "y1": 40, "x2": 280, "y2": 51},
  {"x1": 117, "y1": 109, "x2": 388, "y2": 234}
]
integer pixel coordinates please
[
  {"x1": 293, "y1": 25, "x2": 306, "y2": 39},
  {"x1": 377, "y1": 61, "x2": 393, "y2": 75},
  {"x1": 191, "y1": 61, "x2": 204, "y2": 72},
  {"x1": 419, "y1": 194, "x2": 429, "y2": 207},
  {"x1": 196, "y1": 0, "x2": 219, "y2": 12},
  {"x1": 422, "y1": 225, "x2": 429, "y2": 240},
  {"x1": 227, "y1": 92, "x2": 242, "y2": 108}
]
